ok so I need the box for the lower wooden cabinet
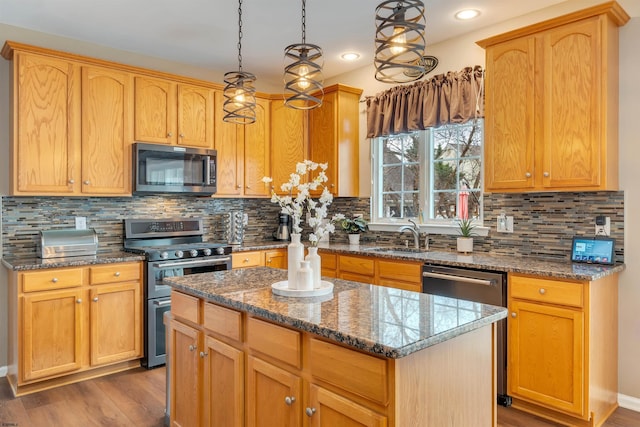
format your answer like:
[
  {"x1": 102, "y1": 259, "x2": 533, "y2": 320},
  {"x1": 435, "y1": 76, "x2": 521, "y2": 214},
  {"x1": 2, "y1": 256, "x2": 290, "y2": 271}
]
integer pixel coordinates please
[
  {"x1": 169, "y1": 319, "x2": 201, "y2": 427},
  {"x1": 203, "y1": 336, "x2": 244, "y2": 427},
  {"x1": 7, "y1": 262, "x2": 144, "y2": 396},
  {"x1": 265, "y1": 249, "x2": 287, "y2": 269},
  {"x1": 233, "y1": 248, "x2": 287, "y2": 269},
  {"x1": 309, "y1": 384, "x2": 387, "y2": 427}
]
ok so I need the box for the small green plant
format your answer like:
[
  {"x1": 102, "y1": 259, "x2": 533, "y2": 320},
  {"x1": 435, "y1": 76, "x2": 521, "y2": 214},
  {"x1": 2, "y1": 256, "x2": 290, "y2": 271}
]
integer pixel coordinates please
[
  {"x1": 457, "y1": 218, "x2": 476, "y2": 237},
  {"x1": 339, "y1": 215, "x2": 369, "y2": 234}
]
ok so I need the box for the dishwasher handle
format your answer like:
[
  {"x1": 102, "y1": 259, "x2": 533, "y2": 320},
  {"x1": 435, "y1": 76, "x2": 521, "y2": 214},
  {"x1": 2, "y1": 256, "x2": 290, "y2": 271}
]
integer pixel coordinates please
[{"x1": 422, "y1": 271, "x2": 495, "y2": 286}]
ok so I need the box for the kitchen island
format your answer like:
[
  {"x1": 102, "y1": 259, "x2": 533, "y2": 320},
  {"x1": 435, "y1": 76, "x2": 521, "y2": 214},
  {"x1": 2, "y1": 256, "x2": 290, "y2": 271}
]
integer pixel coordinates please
[{"x1": 165, "y1": 267, "x2": 507, "y2": 427}]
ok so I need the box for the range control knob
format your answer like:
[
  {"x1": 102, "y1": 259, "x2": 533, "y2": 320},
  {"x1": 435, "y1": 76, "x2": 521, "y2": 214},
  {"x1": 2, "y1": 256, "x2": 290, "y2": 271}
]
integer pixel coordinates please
[
  {"x1": 160, "y1": 252, "x2": 169, "y2": 260},
  {"x1": 216, "y1": 247, "x2": 225, "y2": 255},
  {"x1": 189, "y1": 249, "x2": 198, "y2": 257},
  {"x1": 175, "y1": 250, "x2": 184, "y2": 258},
  {"x1": 203, "y1": 248, "x2": 212, "y2": 256}
]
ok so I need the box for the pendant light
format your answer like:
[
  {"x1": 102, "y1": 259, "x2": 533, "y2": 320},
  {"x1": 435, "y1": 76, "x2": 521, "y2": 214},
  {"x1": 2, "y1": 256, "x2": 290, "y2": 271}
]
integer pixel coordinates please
[
  {"x1": 283, "y1": 0, "x2": 323, "y2": 110},
  {"x1": 223, "y1": 0, "x2": 257, "y2": 124},
  {"x1": 374, "y1": 0, "x2": 426, "y2": 83}
]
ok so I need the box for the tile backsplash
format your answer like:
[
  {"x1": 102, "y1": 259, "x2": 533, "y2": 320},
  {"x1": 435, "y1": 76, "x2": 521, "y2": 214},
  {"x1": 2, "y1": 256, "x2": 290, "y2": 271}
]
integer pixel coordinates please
[{"x1": 1, "y1": 191, "x2": 624, "y2": 263}]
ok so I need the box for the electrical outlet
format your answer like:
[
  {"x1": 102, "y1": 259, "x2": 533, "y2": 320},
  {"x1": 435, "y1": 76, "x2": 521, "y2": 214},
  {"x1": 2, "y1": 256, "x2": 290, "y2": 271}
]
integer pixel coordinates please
[
  {"x1": 75, "y1": 216, "x2": 87, "y2": 230},
  {"x1": 595, "y1": 216, "x2": 610, "y2": 236},
  {"x1": 497, "y1": 215, "x2": 514, "y2": 233},
  {"x1": 243, "y1": 213, "x2": 248, "y2": 226}
]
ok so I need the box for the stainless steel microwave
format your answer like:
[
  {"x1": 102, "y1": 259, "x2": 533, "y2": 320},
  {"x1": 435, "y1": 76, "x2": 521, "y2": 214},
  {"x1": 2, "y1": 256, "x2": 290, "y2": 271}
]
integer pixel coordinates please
[{"x1": 133, "y1": 142, "x2": 217, "y2": 195}]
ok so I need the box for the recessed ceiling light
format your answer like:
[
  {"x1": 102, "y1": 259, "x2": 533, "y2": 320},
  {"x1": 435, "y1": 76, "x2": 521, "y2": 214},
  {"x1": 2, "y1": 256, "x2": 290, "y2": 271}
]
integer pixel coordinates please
[
  {"x1": 455, "y1": 9, "x2": 480, "y2": 20},
  {"x1": 340, "y1": 52, "x2": 360, "y2": 61}
]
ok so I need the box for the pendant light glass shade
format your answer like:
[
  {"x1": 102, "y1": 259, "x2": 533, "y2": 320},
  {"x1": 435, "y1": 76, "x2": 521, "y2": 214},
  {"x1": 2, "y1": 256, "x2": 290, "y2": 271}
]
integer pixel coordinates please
[
  {"x1": 374, "y1": 0, "x2": 426, "y2": 83},
  {"x1": 283, "y1": 0, "x2": 324, "y2": 110},
  {"x1": 223, "y1": 0, "x2": 257, "y2": 124}
]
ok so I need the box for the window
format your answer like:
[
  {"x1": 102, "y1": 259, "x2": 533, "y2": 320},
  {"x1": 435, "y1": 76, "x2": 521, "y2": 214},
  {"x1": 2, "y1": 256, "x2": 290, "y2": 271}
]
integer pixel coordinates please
[{"x1": 371, "y1": 119, "x2": 483, "y2": 228}]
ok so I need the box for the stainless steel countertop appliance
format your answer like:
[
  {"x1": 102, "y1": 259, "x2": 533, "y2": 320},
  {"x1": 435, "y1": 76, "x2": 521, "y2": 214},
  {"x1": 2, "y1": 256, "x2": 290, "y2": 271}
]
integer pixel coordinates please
[
  {"x1": 422, "y1": 263, "x2": 511, "y2": 407},
  {"x1": 37, "y1": 228, "x2": 98, "y2": 258}
]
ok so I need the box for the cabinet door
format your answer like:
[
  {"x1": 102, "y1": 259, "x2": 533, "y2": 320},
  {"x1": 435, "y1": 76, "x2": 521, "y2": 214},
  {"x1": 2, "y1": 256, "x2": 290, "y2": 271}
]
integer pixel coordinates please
[
  {"x1": 309, "y1": 91, "x2": 337, "y2": 193},
  {"x1": 483, "y1": 36, "x2": 536, "y2": 191},
  {"x1": 177, "y1": 84, "x2": 215, "y2": 148},
  {"x1": 215, "y1": 91, "x2": 242, "y2": 195},
  {"x1": 169, "y1": 320, "x2": 201, "y2": 427},
  {"x1": 21, "y1": 288, "x2": 84, "y2": 381},
  {"x1": 134, "y1": 76, "x2": 177, "y2": 144},
  {"x1": 244, "y1": 97, "x2": 271, "y2": 196},
  {"x1": 542, "y1": 18, "x2": 601, "y2": 189},
  {"x1": 508, "y1": 299, "x2": 585, "y2": 416},
  {"x1": 247, "y1": 356, "x2": 302, "y2": 427},
  {"x1": 81, "y1": 66, "x2": 133, "y2": 195},
  {"x1": 14, "y1": 53, "x2": 81, "y2": 194},
  {"x1": 89, "y1": 282, "x2": 142, "y2": 366},
  {"x1": 308, "y1": 384, "x2": 387, "y2": 427},
  {"x1": 203, "y1": 336, "x2": 244, "y2": 427},
  {"x1": 270, "y1": 99, "x2": 305, "y2": 194},
  {"x1": 265, "y1": 249, "x2": 287, "y2": 269}
]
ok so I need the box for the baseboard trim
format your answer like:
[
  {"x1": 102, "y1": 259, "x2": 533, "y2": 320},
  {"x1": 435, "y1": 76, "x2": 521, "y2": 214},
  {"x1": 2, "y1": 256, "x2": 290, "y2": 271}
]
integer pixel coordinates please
[
  {"x1": 619, "y1": 393, "x2": 640, "y2": 412},
  {"x1": 0, "y1": 365, "x2": 7, "y2": 377}
]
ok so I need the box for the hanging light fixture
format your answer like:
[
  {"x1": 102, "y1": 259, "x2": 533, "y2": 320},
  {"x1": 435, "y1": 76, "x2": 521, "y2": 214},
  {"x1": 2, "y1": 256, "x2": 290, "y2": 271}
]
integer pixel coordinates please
[
  {"x1": 223, "y1": 0, "x2": 257, "y2": 124},
  {"x1": 283, "y1": 0, "x2": 323, "y2": 110},
  {"x1": 374, "y1": 0, "x2": 426, "y2": 83}
]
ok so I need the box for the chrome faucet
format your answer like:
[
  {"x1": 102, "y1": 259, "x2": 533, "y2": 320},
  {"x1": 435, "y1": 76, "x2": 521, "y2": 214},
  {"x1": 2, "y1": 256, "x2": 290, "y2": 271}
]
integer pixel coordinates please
[{"x1": 399, "y1": 219, "x2": 421, "y2": 249}]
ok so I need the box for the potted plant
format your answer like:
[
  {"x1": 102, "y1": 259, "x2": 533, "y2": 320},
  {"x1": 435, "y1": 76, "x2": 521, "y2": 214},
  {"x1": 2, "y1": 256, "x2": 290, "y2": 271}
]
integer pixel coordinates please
[
  {"x1": 456, "y1": 218, "x2": 476, "y2": 253},
  {"x1": 338, "y1": 215, "x2": 369, "y2": 245}
]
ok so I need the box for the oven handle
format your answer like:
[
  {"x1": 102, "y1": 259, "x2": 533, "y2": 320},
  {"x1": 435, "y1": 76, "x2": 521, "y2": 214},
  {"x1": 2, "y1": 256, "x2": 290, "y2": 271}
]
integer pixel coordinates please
[
  {"x1": 153, "y1": 299, "x2": 172, "y2": 307},
  {"x1": 422, "y1": 271, "x2": 494, "y2": 286},
  {"x1": 154, "y1": 257, "x2": 231, "y2": 269}
]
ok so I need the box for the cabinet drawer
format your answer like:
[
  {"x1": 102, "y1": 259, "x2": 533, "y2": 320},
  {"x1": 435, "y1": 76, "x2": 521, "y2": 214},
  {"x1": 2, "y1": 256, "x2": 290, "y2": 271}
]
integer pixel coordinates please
[
  {"x1": 204, "y1": 303, "x2": 243, "y2": 342},
  {"x1": 510, "y1": 275, "x2": 583, "y2": 307},
  {"x1": 310, "y1": 338, "x2": 388, "y2": 406},
  {"x1": 171, "y1": 291, "x2": 201, "y2": 324},
  {"x1": 246, "y1": 317, "x2": 301, "y2": 368},
  {"x1": 232, "y1": 251, "x2": 263, "y2": 269},
  {"x1": 377, "y1": 260, "x2": 421, "y2": 283},
  {"x1": 318, "y1": 252, "x2": 337, "y2": 270},
  {"x1": 339, "y1": 255, "x2": 374, "y2": 276},
  {"x1": 21, "y1": 268, "x2": 84, "y2": 292},
  {"x1": 89, "y1": 262, "x2": 141, "y2": 285}
]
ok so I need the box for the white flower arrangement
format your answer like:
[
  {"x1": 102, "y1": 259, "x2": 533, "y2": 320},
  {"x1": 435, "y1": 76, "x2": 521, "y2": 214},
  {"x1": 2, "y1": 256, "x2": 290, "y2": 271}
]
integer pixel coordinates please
[{"x1": 263, "y1": 160, "x2": 340, "y2": 246}]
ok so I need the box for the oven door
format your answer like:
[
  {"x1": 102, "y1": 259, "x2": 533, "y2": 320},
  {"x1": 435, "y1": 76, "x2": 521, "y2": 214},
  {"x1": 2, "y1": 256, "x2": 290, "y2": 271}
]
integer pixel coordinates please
[{"x1": 147, "y1": 256, "x2": 232, "y2": 299}]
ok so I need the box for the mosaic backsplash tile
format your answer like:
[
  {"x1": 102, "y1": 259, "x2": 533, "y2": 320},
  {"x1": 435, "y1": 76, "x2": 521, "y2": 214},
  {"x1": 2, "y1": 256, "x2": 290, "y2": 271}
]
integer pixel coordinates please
[{"x1": 1, "y1": 191, "x2": 624, "y2": 263}]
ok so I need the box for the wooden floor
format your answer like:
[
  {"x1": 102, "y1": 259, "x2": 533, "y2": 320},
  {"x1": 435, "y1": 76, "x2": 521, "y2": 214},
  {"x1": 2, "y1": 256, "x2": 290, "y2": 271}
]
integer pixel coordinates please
[{"x1": 1, "y1": 367, "x2": 639, "y2": 426}]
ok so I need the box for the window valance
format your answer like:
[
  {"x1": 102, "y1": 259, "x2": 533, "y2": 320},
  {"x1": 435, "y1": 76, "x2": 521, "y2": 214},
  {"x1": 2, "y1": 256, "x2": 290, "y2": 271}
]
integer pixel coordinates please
[{"x1": 365, "y1": 65, "x2": 484, "y2": 138}]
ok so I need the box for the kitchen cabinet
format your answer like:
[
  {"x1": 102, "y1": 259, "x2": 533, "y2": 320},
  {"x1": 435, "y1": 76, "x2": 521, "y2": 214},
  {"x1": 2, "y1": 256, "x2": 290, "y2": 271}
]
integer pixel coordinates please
[
  {"x1": 328, "y1": 253, "x2": 422, "y2": 292},
  {"x1": 215, "y1": 94, "x2": 271, "y2": 196},
  {"x1": 376, "y1": 259, "x2": 422, "y2": 292},
  {"x1": 168, "y1": 317, "x2": 201, "y2": 427},
  {"x1": 265, "y1": 249, "x2": 287, "y2": 269},
  {"x1": 337, "y1": 255, "x2": 375, "y2": 283},
  {"x1": 7, "y1": 262, "x2": 143, "y2": 396},
  {"x1": 478, "y1": 3, "x2": 628, "y2": 192},
  {"x1": 308, "y1": 84, "x2": 362, "y2": 197},
  {"x1": 317, "y1": 251, "x2": 337, "y2": 278},
  {"x1": 507, "y1": 273, "x2": 619, "y2": 426},
  {"x1": 134, "y1": 75, "x2": 215, "y2": 148},
  {"x1": 270, "y1": 99, "x2": 306, "y2": 195},
  {"x1": 308, "y1": 384, "x2": 387, "y2": 427},
  {"x1": 233, "y1": 248, "x2": 287, "y2": 269}
]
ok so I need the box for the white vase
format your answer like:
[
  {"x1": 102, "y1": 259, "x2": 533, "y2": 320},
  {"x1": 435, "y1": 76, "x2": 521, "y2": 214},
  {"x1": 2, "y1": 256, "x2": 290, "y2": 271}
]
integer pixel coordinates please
[
  {"x1": 305, "y1": 246, "x2": 322, "y2": 289},
  {"x1": 296, "y1": 260, "x2": 313, "y2": 291},
  {"x1": 457, "y1": 237, "x2": 474, "y2": 253},
  {"x1": 288, "y1": 233, "x2": 304, "y2": 289},
  {"x1": 348, "y1": 233, "x2": 360, "y2": 245}
]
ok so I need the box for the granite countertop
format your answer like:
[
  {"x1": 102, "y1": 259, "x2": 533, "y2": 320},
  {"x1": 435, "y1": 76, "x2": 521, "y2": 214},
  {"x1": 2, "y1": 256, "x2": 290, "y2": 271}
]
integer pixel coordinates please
[
  {"x1": 165, "y1": 267, "x2": 507, "y2": 359},
  {"x1": 2, "y1": 250, "x2": 145, "y2": 271}
]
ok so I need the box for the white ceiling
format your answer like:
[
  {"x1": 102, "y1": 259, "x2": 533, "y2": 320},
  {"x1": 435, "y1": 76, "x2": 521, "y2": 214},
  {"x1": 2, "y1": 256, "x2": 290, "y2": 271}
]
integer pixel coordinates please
[{"x1": 0, "y1": 0, "x2": 569, "y2": 87}]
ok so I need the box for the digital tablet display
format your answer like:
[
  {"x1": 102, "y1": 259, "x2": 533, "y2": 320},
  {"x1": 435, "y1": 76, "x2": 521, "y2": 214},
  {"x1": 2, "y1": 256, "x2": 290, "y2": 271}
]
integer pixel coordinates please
[{"x1": 571, "y1": 237, "x2": 615, "y2": 265}]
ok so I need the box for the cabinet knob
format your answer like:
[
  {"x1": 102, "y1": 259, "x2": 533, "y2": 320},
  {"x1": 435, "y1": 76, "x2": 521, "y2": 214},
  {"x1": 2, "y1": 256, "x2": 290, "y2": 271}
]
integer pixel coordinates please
[
  {"x1": 330, "y1": 184, "x2": 335, "y2": 188},
  {"x1": 525, "y1": 172, "x2": 531, "y2": 178},
  {"x1": 244, "y1": 258, "x2": 249, "y2": 263},
  {"x1": 539, "y1": 288, "x2": 546, "y2": 295},
  {"x1": 93, "y1": 297, "x2": 99, "y2": 302},
  {"x1": 511, "y1": 312, "x2": 517, "y2": 318},
  {"x1": 168, "y1": 132, "x2": 173, "y2": 137},
  {"x1": 284, "y1": 396, "x2": 296, "y2": 406},
  {"x1": 199, "y1": 351, "x2": 208, "y2": 358},
  {"x1": 188, "y1": 344, "x2": 197, "y2": 351},
  {"x1": 68, "y1": 179, "x2": 75, "y2": 184},
  {"x1": 76, "y1": 298, "x2": 82, "y2": 304},
  {"x1": 246, "y1": 185, "x2": 251, "y2": 189},
  {"x1": 114, "y1": 272, "x2": 121, "y2": 277},
  {"x1": 543, "y1": 172, "x2": 550, "y2": 177},
  {"x1": 236, "y1": 185, "x2": 242, "y2": 189},
  {"x1": 305, "y1": 407, "x2": 316, "y2": 417},
  {"x1": 267, "y1": 259, "x2": 272, "y2": 264},
  {"x1": 52, "y1": 277, "x2": 59, "y2": 283},
  {"x1": 179, "y1": 133, "x2": 185, "y2": 138},
  {"x1": 83, "y1": 180, "x2": 91, "y2": 185}
]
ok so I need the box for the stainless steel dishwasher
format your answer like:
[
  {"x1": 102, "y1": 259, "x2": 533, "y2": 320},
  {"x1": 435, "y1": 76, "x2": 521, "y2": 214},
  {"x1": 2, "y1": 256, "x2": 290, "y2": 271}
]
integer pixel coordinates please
[{"x1": 422, "y1": 263, "x2": 511, "y2": 406}]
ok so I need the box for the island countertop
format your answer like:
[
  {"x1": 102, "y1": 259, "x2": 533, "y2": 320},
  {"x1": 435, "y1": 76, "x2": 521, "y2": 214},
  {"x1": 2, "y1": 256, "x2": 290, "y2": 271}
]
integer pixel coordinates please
[{"x1": 164, "y1": 266, "x2": 507, "y2": 359}]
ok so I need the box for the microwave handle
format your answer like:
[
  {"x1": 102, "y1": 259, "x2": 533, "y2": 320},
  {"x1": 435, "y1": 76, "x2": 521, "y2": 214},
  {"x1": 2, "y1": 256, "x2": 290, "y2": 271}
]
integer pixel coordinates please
[{"x1": 204, "y1": 155, "x2": 211, "y2": 184}]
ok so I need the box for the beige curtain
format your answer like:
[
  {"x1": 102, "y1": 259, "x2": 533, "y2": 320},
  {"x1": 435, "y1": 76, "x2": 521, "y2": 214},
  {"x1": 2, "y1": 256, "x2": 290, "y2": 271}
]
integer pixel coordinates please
[{"x1": 366, "y1": 65, "x2": 484, "y2": 138}]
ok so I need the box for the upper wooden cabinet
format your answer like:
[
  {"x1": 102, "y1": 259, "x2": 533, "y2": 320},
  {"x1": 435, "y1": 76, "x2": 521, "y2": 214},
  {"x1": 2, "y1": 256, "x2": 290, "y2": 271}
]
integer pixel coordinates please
[
  {"x1": 478, "y1": 3, "x2": 629, "y2": 193},
  {"x1": 134, "y1": 76, "x2": 215, "y2": 148},
  {"x1": 215, "y1": 93, "x2": 271, "y2": 196},
  {"x1": 309, "y1": 84, "x2": 362, "y2": 197},
  {"x1": 270, "y1": 99, "x2": 306, "y2": 195}
]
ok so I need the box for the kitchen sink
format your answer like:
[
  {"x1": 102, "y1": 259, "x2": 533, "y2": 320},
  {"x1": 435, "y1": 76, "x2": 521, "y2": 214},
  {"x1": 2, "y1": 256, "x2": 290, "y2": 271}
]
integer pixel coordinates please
[{"x1": 362, "y1": 246, "x2": 429, "y2": 254}]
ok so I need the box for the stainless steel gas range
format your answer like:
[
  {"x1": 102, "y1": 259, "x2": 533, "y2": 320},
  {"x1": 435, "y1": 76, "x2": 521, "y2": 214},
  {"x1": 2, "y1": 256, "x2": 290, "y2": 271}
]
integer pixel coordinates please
[{"x1": 123, "y1": 218, "x2": 232, "y2": 368}]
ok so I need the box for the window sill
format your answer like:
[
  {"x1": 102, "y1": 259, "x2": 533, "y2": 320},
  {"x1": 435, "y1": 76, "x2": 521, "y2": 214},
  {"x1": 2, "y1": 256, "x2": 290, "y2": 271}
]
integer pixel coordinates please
[{"x1": 368, "y1": 222, "x2": 490, "y2": 237}]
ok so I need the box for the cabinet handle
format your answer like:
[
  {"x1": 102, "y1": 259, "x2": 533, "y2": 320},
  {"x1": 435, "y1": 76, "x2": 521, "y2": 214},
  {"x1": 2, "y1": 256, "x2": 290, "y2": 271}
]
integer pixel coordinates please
[
  {"x1": 83, "y1": 180, "x2": 90, "y2": 185},
  {"x1": 168, "y1": 132, "x2": 173, "y2": 137},
  {"x1": 76, "y1": 298, "x2": 82, "y2": 304},
  {"x1": 93, "y1": 297, "x2": 99, "y2": 302},
  {"x1": 68, "y1": 179, "x2": 75, "y2": 184},
  {"x1": 188, "y1": 344, "x2": 197, "y2": 351},
  {"x1": 305, "y1": 407, "x2": 316, "y2": 417},
  {"x1": 284, "y1": 396, "x2": 296, "y2": 406},
  {"x1": 114, "y1": 272, "x2": 121, "y2": 277},
  {"x1": 52, "y1": 277, "x2": 59, "y2": 283},
  {"x1": 539, "y1": 288, "x2": 546, "y2": 295},
  {"x1": 525, "y1": 172, "x2": 531, "y2": 178},
  {"x1": 511, "y1": 312, "x2": 517, "y2": 318},
  {"x1": 543, "y1": 172, "x2": 550, "y2": 177},
  {"x1": 199, "y1": 351, "x2": 208, "y2": 358}
]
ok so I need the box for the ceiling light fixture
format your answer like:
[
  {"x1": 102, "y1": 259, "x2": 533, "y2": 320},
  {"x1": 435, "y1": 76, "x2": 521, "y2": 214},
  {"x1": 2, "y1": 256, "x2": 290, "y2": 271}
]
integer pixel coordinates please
[
  {"x1": 223, "y1": 0, "x2": 257, "y2": 124},
  {"x1": 341, "y1": 52, "x2": 361, "y2": 61},
  {"x1": 284, "y1": 0, "x2": 324, "y2": 110},
  {"x1": 374, "y1": 0, "x2": 426, "y2": 83},
  {"x1": 455, "y1": 9, "x2": 480, "y2": 20}
]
